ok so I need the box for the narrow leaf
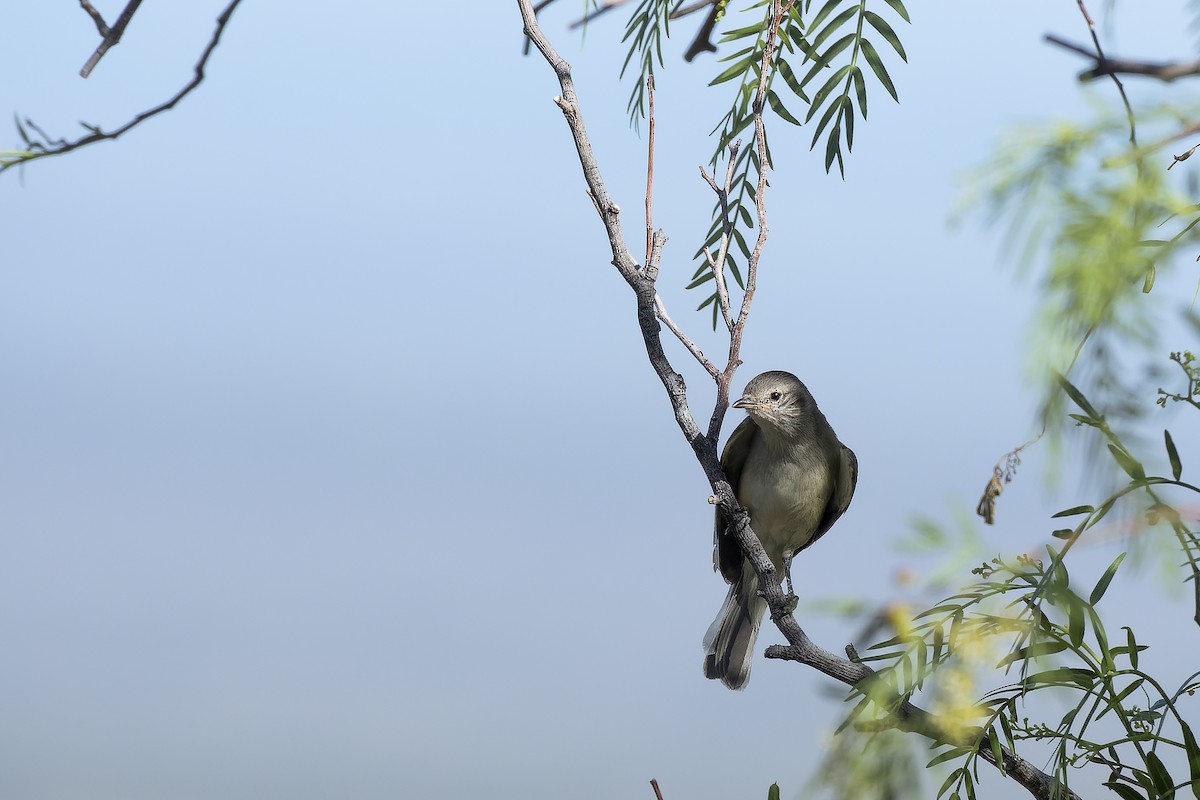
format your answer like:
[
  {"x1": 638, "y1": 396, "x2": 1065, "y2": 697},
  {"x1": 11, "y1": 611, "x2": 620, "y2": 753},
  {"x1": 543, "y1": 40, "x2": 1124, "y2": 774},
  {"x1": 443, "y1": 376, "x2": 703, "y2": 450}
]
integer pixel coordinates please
[
  {"x1": 864, "y1": 10, "x2": 907, "y2": 60},
  {"x1": 1090, "y1": 552, "x2": 1127, "y2": 605},
  {"x1": 1165, "y1": 429, "x2": 1183, "y2": 481},
  {"x1": 1059, "y1": 375, "x2": 1099, "y2": 417},
  {"x1": 1179, "y1": 720, "x2": 1200, "y2": 798},
  {"x1": 1108, "y1": 443, "x2": 1146, "y2": 480},
  {"x1": 1052, "y1": 505, "x2": 1095, "y2": 518},
  {"x1": 860, "y1": 39, "x2": 898, "y2": 101},
  {"x1": 767, "y1": 90, "x2": 803, "y2": 125},
  {"x1": 1103, "y1": 782, "x2": 1149, "y2": 800},
  {"x1": 883, "y1": 0, "x2": 911, "y2": 23},
  {"x1": 1144, "y1": 750, "x2": 1175, "y2": 798}
]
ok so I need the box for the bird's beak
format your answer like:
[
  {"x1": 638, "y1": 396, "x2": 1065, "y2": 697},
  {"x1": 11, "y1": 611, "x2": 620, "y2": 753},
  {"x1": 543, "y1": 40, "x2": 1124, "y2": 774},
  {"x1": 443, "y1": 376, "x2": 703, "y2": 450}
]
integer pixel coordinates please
[{"x1": 732, "y1": 396, "x2": 754, "y2": 410}]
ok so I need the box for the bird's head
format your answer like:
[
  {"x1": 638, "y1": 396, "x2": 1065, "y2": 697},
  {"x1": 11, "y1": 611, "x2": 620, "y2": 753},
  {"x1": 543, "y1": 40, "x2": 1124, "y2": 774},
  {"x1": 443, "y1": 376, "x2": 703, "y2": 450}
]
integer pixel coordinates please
[{"x1": 732, "y1": 371, "x2": 816, "y2": 436}]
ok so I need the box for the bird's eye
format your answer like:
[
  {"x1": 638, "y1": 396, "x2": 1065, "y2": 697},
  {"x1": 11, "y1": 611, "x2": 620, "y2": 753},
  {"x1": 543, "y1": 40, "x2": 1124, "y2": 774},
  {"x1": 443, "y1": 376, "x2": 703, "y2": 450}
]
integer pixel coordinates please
[{"x1": 769, "y1": 391, "x2": 782, "y2": 401}]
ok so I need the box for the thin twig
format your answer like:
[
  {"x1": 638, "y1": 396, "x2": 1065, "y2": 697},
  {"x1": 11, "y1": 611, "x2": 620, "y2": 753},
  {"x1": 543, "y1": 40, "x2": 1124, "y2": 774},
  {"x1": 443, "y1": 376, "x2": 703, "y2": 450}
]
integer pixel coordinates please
[
  {"x1": 655, "y1": 293, "x2": 721, "y2": 379},
  {"x1": 78, "y1": 0, "x2": 110, "y2": 37},
  {"x1": 1045, "y1": 34, "x2": 1200, "y2": 83},
  {"x1": 80, "y1": 0, "x2": 145, "y2": 78},
  {"x1": 1070, "y1": 1, "x2": 1137, "y2": 146},
  {"x1": 568, "y1": 0, "x2": 634, "y2": 30},
  {"x1": 697, "y1": 142, "x2": 741, "y2": 333},
  {"x1": 645, "y1": 74, "x2": 656, "y2": 268},
  {"x1": 3, "y1": 0, "x2": 244, "y2": 175},
  {"x1": 672, "y1": 0, "x2": 717, "y2": 19}
]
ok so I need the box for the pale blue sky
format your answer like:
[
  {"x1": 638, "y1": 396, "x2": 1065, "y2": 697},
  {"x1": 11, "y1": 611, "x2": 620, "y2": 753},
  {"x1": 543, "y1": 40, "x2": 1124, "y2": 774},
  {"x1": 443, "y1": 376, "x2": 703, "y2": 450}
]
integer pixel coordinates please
[{"x1": 2, "y1": 3, "x2": 1198, "y2": 799}]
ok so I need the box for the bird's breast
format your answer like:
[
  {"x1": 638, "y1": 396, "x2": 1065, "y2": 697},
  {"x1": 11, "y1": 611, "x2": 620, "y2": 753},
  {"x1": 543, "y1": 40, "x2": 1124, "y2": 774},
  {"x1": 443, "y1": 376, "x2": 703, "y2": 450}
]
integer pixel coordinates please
[{"x1": 736, "y1": 438, "x2": 834, "y2": 566}]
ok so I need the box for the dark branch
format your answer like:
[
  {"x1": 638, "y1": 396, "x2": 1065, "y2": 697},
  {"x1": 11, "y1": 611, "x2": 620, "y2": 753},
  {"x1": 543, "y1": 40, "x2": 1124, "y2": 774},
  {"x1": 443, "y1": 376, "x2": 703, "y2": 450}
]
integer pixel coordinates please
[
  {"x1": 1045, "y1": 33, "x2": 1200, "y2": 83},
  {"x1": 79, "y1": 0, "x2": 145, "y2": 78},
  {"x1": 683, "y1": 1, "x2": 721, "y2": 62},
  {"x1": 2, "y1": 0, "x2": 243, "y2": 175}
]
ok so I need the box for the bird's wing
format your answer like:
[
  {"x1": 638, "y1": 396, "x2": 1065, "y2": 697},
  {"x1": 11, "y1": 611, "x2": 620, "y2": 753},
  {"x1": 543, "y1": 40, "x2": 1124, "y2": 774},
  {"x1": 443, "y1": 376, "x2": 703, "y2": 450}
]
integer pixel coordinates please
[
  {"x1": 800, "y1": 442, "x2": 858, "y2": 553},
  {"x1": 713, "y1": 415, "x2": 758, "y2": 584}
]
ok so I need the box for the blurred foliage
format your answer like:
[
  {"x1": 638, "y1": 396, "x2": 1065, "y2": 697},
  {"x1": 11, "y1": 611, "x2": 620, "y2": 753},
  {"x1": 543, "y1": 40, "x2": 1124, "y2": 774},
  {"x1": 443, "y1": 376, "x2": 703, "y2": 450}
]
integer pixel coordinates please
[
  {"x1": 963, "y1": 103, "x2": 1200, "y2": 443},
  {"x1": 808, "y1": 366, "x2": 1200, "y2": 799}
]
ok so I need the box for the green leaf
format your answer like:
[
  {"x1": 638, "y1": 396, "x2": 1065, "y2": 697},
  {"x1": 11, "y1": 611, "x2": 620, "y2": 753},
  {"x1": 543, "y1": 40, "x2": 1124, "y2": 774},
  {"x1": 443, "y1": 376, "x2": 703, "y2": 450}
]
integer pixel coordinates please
[
  {"x1": 1097, "y1": 677, "x2": 1145, "y2": 720},
  {"x1": 844, "y1": 94, "x2": 856, "y2": 151},
  {"x1": 775, "y1": 57, "x2": 810, "y2": 103},
  {"x1": 767, "y1": 782, "x2": 781, "y2": 800},
  {"x1": 1024, "y1": 667, "x2": 1095, "y2": 688},
  {"x1": 1108, "y1": 443, "x2": 1146, "y2": 480},
  {"x1": 1143, "y1": 264, "x2": 1156, "y2": 293},
  {"x1": 987, "y1": 728, "x2": 1006, "y2": 776},
  {"x1": 801, "y1": 32, "x2": 855, "y2": 89},
  {"x1": 851, "y1": 65, "x2": 867, "y2": 118},
  {"x1": 1090, "y1": 552, "x2": 1127, "y2": 605},
  {"x1": 883, "y1": 0, "x2": 911, "y2": 23},
  {"x1": 1165, "y1": 429, "x2": 1183, "y2": 481},
  {"x1": 927, "y1": 747, "x2": 970, "y2": 768},
  {"x1": 811, "y1": 91, "x2": 847, "y2": 145},
  {"x1": 805, "y1": 59, "x2": 854, "y2": 122},
  {"x1": 997, "y1": 640, "x2": 1069, "y2": 668},
  {"x1": 1059, "y1": 375, "x2": 1099, "y2": 418},
  {"x1": 864, "y1": 11, "x2": 907, "y2": 60},
  {"x1": 806, "y1": 0, "x2": 844, "y2": 35},
  {"x1": 808, "y1": 4, "x2": 857, "y2": 53},
  {"x1": 1124, "y1": 626, "x2": 1140, "y2": 670},
  {"x1": 1067, "y1": 597, "x2": 1085, "y2": 647},
  {"x1": 860, "y1": 38, "x2": 898, "y2": 102},
  {"x1": 1103, "y1": 782, "x2": 1149, "y2": 800},
  {"x1": 710, "y1": 54, "x2": 758, "y2": 86},
  {"x1": 1145, "y1": 750, "x2": 1176, "y2": 799},
  {"x1": 936, "y1": 767, "x2": 965, "y2": 799},
  {"x1": 767, "y1": 90, "x2": 802, "y2": 125},
  {"x1": 1052, "y1": 505, "x2": 1095, "y2": 518},
  {"x1": 1179, "y1": 720, "x2": 1200, "y2": 798},
  {"x1": 824, "y1": 121, "x2": 843, "y2": 175}
]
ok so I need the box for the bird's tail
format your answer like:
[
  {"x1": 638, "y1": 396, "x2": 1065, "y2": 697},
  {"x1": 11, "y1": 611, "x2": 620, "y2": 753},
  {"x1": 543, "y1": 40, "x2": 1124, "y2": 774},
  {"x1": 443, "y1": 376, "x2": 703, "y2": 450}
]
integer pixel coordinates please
[{"x1": 702, "y1": 567, "x2": 766, "y2": 690}]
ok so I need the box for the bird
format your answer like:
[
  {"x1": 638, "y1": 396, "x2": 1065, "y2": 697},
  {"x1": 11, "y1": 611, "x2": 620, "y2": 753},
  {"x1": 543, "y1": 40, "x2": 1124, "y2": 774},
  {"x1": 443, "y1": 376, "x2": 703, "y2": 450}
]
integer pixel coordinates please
[{"x1": 703, "y1": 370, "x2": 858, "y2": 689}]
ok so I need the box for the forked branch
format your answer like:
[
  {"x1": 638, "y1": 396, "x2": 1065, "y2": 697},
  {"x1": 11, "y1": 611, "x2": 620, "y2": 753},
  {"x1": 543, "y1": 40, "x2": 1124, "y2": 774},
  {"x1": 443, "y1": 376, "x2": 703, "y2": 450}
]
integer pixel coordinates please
[
  {"x1": 2, "y1": 0, "x2": 243, "y2": 175},
  {"x1": 516, "y1": 2, "x2": 1077, "y2": 799}
]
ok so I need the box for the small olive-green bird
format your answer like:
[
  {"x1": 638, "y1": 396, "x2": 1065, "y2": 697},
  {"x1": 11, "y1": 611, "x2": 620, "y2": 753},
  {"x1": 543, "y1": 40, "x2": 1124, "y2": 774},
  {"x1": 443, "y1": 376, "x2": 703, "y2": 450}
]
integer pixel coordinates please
[{"x1": 703, "y1": 371, "x2": 858, "y2": 689}]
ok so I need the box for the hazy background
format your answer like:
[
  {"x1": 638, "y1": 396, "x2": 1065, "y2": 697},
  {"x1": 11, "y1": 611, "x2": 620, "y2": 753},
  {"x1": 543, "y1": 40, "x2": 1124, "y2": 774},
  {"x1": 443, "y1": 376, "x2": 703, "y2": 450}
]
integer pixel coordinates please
[{"x1": 2, "y1": 3, "x2": 1197, "y2": 799}]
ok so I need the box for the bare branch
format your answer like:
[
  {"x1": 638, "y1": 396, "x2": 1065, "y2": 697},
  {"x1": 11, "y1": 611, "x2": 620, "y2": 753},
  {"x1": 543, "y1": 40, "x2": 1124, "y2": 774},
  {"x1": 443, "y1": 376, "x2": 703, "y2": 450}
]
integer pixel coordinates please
[
  {"x1": 568, "y1": 0, "x2": 634, "y2": 30},
  {"x1": 645, "y1": 74, "x2": 656, "y2": 267},
  {"x1": 698, "y1": 142, "x2": 740, "y2": 333},
  {"x1": 79, "y1": 0, "x2": 145, "y2": 78},
  {"x1": 2, "y1": 0, "x2": 243, "y2": 175},
  {"x1": 671, "y1": 0, "x2": 717, "y2": 19},
  {"x1": 655, "y1": 293, "x2": 721, "y2": 380},
  {"x1": 1046, "y1": 34, "x2": 1200, "y2": 83},
  {"x1": 78, "y1": 0, "x2": 111, "y2": 38}
]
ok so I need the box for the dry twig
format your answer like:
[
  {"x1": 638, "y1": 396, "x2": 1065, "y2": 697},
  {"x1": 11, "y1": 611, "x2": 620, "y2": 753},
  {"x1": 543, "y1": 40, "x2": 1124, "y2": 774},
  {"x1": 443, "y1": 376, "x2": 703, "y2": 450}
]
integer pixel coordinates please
[{"x1": 3, "y1": 0, "x2": 243, "y2": 175}]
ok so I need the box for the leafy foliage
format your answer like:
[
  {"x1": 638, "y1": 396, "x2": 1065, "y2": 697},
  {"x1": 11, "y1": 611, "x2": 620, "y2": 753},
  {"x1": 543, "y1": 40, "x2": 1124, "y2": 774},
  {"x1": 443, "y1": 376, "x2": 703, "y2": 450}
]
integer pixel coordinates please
[
  {"x1": 620, "y1": 0, "x2": 909, "y2": 325},
  {"x1": 821, "y1": 369, "x2": 1200, "y2": 800}
]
